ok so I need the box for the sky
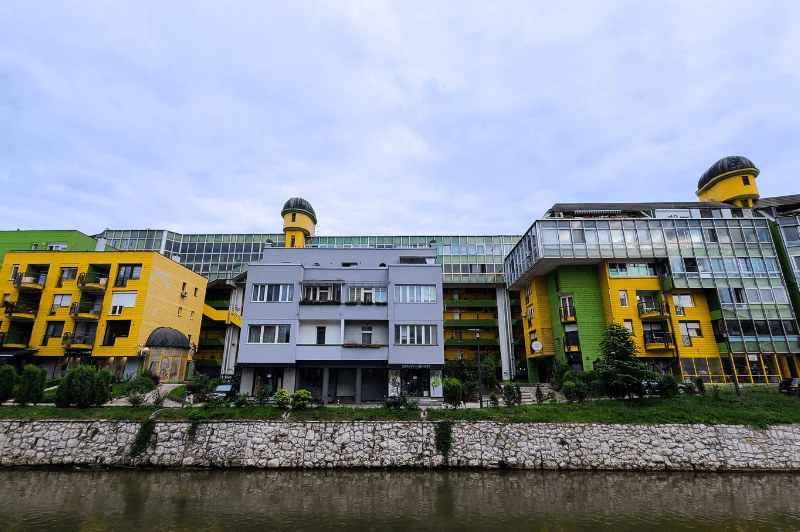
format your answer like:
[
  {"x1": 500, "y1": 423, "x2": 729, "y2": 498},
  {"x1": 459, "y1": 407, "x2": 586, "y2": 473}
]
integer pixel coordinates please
[{"x1": 1, "y1": 1, "x2": 799, "y2": 238}]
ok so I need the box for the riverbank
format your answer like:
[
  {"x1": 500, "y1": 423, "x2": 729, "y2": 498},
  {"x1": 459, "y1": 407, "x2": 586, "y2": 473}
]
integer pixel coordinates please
[{"x1": 2, "y1": 417, "x2": 799, "y2": 470}]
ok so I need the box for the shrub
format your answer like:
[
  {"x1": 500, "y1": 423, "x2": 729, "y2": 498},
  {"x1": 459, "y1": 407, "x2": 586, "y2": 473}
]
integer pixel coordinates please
[
  {"x1": 684, "y1": 382, "x2": 697, "y2": 395},
  {"x1": 577, "y1": 369, "x2": 598, "y2": 385},
  {"x1": 273, "y1": 389, "x2": 291, "y2": 409},
  {"x1": 255, "y1": 387, "x2": 272, "y2": 407},
  {"x1": 574, "y1": 381, "x2": 589, "y2": 402},
  {"x1": 16, "y1": 365, "x2": 47, "y2": 406},
  {"x1": 0, "y1": 365, "x2": 17, "y2": 405},
  {"x1": 562, "y1": 381, "x2": 577, "y2": 402},
  {"x1": 694, "y1": 376, "x2": 706, "y2": 396},
  {"x1": 480, "y1": 358, "x2": 497, "y2": 388},
  {"x1": 503, "y1": 382, "x2": 522, "y2": 407},
  {"x1": 554, "y1": 363, "x2": 572, "y2": 385},
  {"x1": 290, "y1": 389, "x2": 313, "y2": 410},
  {"x1": 589, "y1": 380, "x2": 605, "y2": 398},
  {"x1": 382, "y1": 390, "x2": 419, "y2": 410},
  {"x1": 56, "y1": 366, "x2": 99, "y2": 408},
  {"x1": 442, "y1": 377, "x2": 465, "y2": 408},
  {"x1": 126, "y1": 375, "x2": 157, "y2": 395},
  {"x1": 489, "y1": 392, "x2": 500, "y2": 408},
  {"x1": 233, "y1": 392, "x2": 250, "y2": 408},
  {"x1": 659, "y1": 374, "x2": 680, "y2": 399},
  {"x1": 561, "y1": 369, "x2": 577, "y2": 385},
  {"x1": 712, "y1": 384, "x2": 722, "y2": 400},
  {"x1": 129, "y1": 419, "x2": 156, "y2": 457},
  {"x1": 434, "y1": 420, "x2": 453, "y2": 462},
  {"x1": 127, "y1": 392, "x2": 145, "y2": 407},
  {"x1": 140, "y1": 369, "x2": 160, "y2": 386},
  {"x1": 535, "y1": 384, "x2": 544, "y2": 404},
  {"x1": 94, "y1": 369, "x2": 114, "y2": 405}
]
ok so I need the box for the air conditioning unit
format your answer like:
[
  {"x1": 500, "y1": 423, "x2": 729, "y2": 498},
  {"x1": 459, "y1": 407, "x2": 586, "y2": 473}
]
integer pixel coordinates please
[{"x1": 181, "y1": 290, "x2": 189, "y2": 297}]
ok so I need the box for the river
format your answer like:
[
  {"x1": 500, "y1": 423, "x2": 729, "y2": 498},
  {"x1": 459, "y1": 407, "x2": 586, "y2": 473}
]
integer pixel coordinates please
[{"x1": 1, "y1": 469, "x2": 798, "y2": 531}]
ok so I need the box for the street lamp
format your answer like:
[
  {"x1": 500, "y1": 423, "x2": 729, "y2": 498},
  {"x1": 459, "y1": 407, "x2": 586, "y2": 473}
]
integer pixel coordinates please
[{"x1": 468, "y1": 328, "x2": 483, "y2": 408}]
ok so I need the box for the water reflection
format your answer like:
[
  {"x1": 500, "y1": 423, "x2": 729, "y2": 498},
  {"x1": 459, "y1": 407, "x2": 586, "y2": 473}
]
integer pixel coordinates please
[{"x1": 1, "y1": 469, "x2": 799, "y2": 531}]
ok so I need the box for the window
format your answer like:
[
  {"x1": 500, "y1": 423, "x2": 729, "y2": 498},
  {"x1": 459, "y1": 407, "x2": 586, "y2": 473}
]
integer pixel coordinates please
[
  {"x1": 30, "y1": 243, "x2": 38, "y2": 250},
  {"x1": 194, "y1": 287, "x2": 198, "y2": 296},
  {"x1": 742, "y1": 176, "x2": 750, "y2": 186},
  {"x1": 115, "y1": 264, "x2": 142, "y2": 287},
  {"x1": 57, "y1": 267, "x2": 78, "y2": 287},
  {"x1": 316, "y1": 326, "x2": 326, "y2": 345},
  {"x1": 178, "y1": 307, "x2": 183, "y2": 317},
  {"x1": 774, "y1": 287, "x2": 789, "y2": 304},
  {"x1": 47, "y1": 242, "x2": 67, "y2": 251},
  {"x1": 623, "y1": 319, "x2": 633, "y2": 334},
  {"x1": 103, "y1": 320, "x2": 131, "y2": 346},
  {"x1": 395, "y1": 325, "x2": 437, "y2": 345},
  {"x1": 681, "y1": 321, "x2": 703, "y2": 337},
  {"x1": 52, "y1": 294, "x2": 72, "y2": 312},
  {"x1": 394, "y1": 285, "x2": 436, "y2": 303},
  {"x1": 291, "y1": 236, "x2": 296, "y2": 248},
  {"x1": 8, "y1": 265, "x2": 19, "y2": 281},
  {"x1": 109, "y1": 291, "x2": 137, "y2": 315},
  {"x1": 609, "y1": 263, "x2": 627, "y2": 276},
  {"x1": 783, "y1": 226, "x2": 800, "y2": 243},
  {"x1": 794, "y1": 256, "x2": 800, "y2": 271},
  {"x1": 291, "y1": 213, "x2": 296, "y2": 222},
  {"x1": 362, "y1": 326, "x2": 372, "y2": 344},
  {"x1": 303, "y1": 284, "x2": 340, "y2": 302},
  {"x1": 759, "y1": 288, "x2": 774, "y2": 304},
  {"x1": 342, "y1": 262, "x2": 357, "y2": 267},
  {"x1": 43, "y1": 321, "x2": 64, "y2": 345},
  {"x1": 247, "y1": 324, "x2": 291, "y2": 344},
  {"x1": 349, "y1": 286, "x2": 387, "y2": 303},
  {"x1": 745, "y1": 288, "x2": 760, "y2": 304},
  {"x1": 253, "y1": 284, "x2": 294, "y2": 302},
  {"x1": 619, "y1": 290, "x2": 629, "y2": 307},
  {"x1": 190, "y1": 311, "x2": 194, "y2": 320},
  {"x1": 672, "y1": 292, "x2": 694, "y2": 314}
]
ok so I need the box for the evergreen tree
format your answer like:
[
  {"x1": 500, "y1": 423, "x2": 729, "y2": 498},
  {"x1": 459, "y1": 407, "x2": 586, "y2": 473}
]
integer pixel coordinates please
[{"x1": 594, "y1": 323, "x2": 649, "y2": 399}]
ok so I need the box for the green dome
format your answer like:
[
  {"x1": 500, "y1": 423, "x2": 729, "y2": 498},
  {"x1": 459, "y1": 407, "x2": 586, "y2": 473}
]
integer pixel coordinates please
[{"x1": 281, "y1": 197, "x2": 317, "y2": 224}]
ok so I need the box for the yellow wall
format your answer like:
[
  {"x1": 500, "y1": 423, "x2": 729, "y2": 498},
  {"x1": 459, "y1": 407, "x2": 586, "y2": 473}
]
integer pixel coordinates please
[
  {"x1": 696, "y1": 172, "x2": 759, "y2": 205},
  {"x1": 665, "y1": 288, "x2": 721, "y2": 360},
  {"x1": 282, "y1": 212, "x2": 316, "y2": 249},
  {"x1": 522, "y1": 276, "x2": 554, "y2": 358},
  {"x1": 0, "y1": 251, "x2": 206, "y2": 363}
]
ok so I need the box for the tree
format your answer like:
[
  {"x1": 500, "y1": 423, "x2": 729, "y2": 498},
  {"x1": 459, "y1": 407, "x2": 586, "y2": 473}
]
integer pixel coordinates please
[
  {"x1": 17, "y1": 365, "x2": 47, "y2": 406},
  {"x1": 0, "y1": 365, "x2": 17, "y2": 405},
  {"x1": 593, "y1": 323, "x2": 649, "y2": 399}
]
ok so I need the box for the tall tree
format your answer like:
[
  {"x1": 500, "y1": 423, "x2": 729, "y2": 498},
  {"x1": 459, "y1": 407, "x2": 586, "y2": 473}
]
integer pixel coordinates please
[{"x1": 594, "y1": 323, "x2": 649, "y2": 399}]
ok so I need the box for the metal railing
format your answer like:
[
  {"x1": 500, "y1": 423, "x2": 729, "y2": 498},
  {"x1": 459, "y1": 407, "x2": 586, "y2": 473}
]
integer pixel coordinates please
[
  {"x1": 638, "y1": 301, "x2": 666, "y2": 316},
  {"x1": 3, "y1": 301, "x2": 39, "y2": 316},
  {"x1": 62, "y1": 332, "x2": 96, "y2": 346},
  {"x1": 77, "y1": 272, "x2": 109, "y2": 288},
  {"x1": 559, "y1": 306, "x2": 576, "y2": 321},
  {"x1": 13, "y1": 272, "x2": 47, "y2": 288},
  {"x1": 643, "y1": 331, "x2": 674, "y2": 346},
  {"x1": 70, "y1": 302, "x2": 103, "y2": 317},
  {"x1": 563, "y1": 332, "x2": 580, "y2": 350}
]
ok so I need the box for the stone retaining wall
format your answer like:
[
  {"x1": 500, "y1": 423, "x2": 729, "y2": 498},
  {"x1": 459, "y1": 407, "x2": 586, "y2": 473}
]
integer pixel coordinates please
[{"x1": 2, "y1": 420, "x2": 800, "y2": 470}]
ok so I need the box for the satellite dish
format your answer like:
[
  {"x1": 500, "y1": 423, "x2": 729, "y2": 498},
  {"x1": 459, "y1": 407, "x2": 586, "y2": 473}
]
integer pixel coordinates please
[{"x1": 532, "y1": 341, "x2": 543, "y2": 352}]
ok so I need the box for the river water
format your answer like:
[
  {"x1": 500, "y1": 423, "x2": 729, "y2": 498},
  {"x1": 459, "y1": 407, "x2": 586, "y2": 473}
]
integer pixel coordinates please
[{"x1": 1, "y1": 469, "x2": 799, "y2": 531}]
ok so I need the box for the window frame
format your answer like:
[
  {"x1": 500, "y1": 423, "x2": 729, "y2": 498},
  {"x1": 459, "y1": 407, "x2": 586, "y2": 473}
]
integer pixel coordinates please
[
  {"x1": 394, "y1": 285, "x2": 436, "y2": 303},
  {"x1": 247, "y1": 324, "x2": 291, "y2": 344},
  {"x1": 394, "y1": 324, "x2": 438, "y2": 345},
  {"x1": 619, "y1": 290, "x2": 629, "y2": 308},
  {"x1": 252, "y1": 284, "x2": 295, "y2": 302}
]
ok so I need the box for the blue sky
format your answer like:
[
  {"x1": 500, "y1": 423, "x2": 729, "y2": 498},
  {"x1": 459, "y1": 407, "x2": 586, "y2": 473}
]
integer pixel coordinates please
[{"x1": 1, "y1": 1, "x2": 798, "y2": 237}]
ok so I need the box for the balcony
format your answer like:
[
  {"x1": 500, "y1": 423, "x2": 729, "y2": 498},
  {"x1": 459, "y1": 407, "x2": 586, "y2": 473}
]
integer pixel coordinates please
[
  {"x1": 638, "y1": 301, "x2": 669, "y2": 320},
  {"x1": 3, "y1": 301, "x2": 39, "y2": 320},
  {"x1": 77, "y1": 272, "x2": 109, "y2": 294},
  {"x1": 300, "y1": 299, "x2": 342, "y2": 305},
  {"x1": 1, "y1": 331, "x2": 31, "y2": 347},
  {"x1": 70, "y1": 302, "x2": 103, "y2": 321},
  {"x1": 559, "y1": 306, "x2": 576, "y2": 323},
  {"x1": 13, "y1": 272, "x2": 47, "y2": 292},
  {"x1": 643, "y1": 331, "x2": 674, "y2": 349},
  {"x1": 563, "y1": 333, "x2": 580, "y2": 352},
  {"x1": 62, "y1": 332, "x2": 96, "y2": 347}
]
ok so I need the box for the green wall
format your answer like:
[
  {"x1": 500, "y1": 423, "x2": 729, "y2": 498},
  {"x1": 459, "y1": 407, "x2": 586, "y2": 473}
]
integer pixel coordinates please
[
  {"x1": 0, "y1": 230, "x2": 104, "y2": 266},
  {"x1": 545, "y1": 265, "x2": 607, "y2": 371},
  {"x1": 769, "y1": 221, "x2": 800, "y2": 324}
]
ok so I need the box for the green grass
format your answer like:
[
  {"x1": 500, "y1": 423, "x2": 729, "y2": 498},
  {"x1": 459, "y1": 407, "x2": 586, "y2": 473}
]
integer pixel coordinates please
[
  {"x1": 158, "y1": 405, "x2": 285, "y2": 421},
  {"x1": 427, "y1": 390, "x2": 800, "y2": 428},
  {"x1": 0, "y1": 406, "x2": 160, "y2": 421},
  {"x1": 110, "y1": 383, "x2": 128, "y2": 398},
  {"x1": 290, "y1": 406, "x2": 421, "y2": 421},
  {"x1": 169, "y1": 385, "x2": 187, "y2": 400}
]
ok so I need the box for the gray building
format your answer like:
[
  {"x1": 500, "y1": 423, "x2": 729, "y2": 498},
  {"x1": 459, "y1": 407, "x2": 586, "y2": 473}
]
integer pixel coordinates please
[{"x1": 238, "y1": 246, "x2": 444, "y2": 403}]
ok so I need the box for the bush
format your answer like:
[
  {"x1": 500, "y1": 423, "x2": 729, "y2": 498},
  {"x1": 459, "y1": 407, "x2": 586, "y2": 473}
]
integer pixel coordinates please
[
  {"x1": 233, "y1": 392, "x2": 250, "y2": 408},
  {"x1": 290, "y1": 389, "x2": 313, "y2": 410},
  {"x1": 127, "y1": 392, "x2": 145, "y2": 407},
  {"x1": 694, "y1": 376, "x2": 706, "y2": 396},
  {"x1": 442, "y1": 377, "x2": 465, "y2": 408},
  {"x1": 0, "y1": 365, "x2": 17, "y2": 405},
  {"x1": 489, "y1": 392, "x2": 500, "y2": 408},
  {"x1": 94, "y1": 369, "x2": 114, "y2": 406},
  {"x1": 589, "y1": 379, "x2": 605, "y2": 398},
  {"x1": 562, "y1": 381, "x2": 577, "y2": 402},
  {"x1": 382, "y1": 390, "x2": 419, "y2": 410},
  {"x1": 480, "y1": 358, "x2": 497, "y2": 388},
  {"x1": 16, "y1": 365, "x2": 46, "y2": 406},
  {"x1": 273, "y1": 389, "x2": 291, "y2": 409},
  {"x1": 55, "y1": 366, "x2": 100, "y2": 408},
  {"x1": 187, "y1": 372, "x2": 210, "y2": 394},
  {"x1": 561, "y1": 369, "x2": 577, "y2": 385},
  {"x1": 535, "y1": 384, "x2": 544, "y2": 404},
  {"x1": 554, "y1": 363, "x2": 572, "y2": 385},
  {"x1": 684, "y1": 382, "x2": 697, "y2": 395},
  {"x1": 140, "y1": 370, "x2": 160, "y2": 386},
  {"x1": 659, "y1": 374, "x2": 680, "y2": 399},
  {"x1": 503, "y1": 382, "x2": 522, "y2": 407},
  {"x1": 126, "y1": 375, "x2": 157, "y2": 395},
  {"x1": 594, "y1": 323, "x2": 649, "y2": 399},
  {"x1": 255, "y1": 387, "x2": 272, "y2": 407},
  {"x1": 577, "y1": 370, "x2": 598, "y2": 385}
]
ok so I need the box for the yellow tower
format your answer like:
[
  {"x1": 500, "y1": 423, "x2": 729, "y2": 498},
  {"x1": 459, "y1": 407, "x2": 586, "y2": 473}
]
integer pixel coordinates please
[
  {"x1": 281, "y1": 197, "x2": 317, "y2": 248},
  {"x1": 696, "y1": 156, "x2": 760, "y2": 207}
]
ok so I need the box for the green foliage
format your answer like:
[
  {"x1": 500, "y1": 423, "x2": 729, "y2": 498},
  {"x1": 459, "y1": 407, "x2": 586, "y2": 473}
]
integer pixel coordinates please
[
  {"x1": 684, "y1": 383, "x2": 697, "y2": 395},
  {"x1": 562, "y1": 381, "x2": 576, "y2": 402},
  {"x1": 659, "y1": 374, "x2": 680, "y2": 399},
  {"x1": 254, "y1": 387, "x2": 272, "y2": 407},
  {"x1": 577, "y1": 370, "x2": 598, "y2": 385},
  {"x1": 442, "y1": 377, "x2": 465, "y2": 408},
  {"x1": 126, "y1": 375, "x2": 157, "y2": 395},
  {"x1": 140, "y1": 370, "x2": 160, "y2": 386},
  {"x1": 94, "y1": 369, "x2": 114, "y2": 406},
  {"x1": 589, "y1": 380, "x2": 605, "y2": 398},
  {"x1": 561, "y1": 369, "x2": 577, "y2": 385},
  {"x1": 382, "y1": 390, "x2": 419, "y2": 410},
  {"x1": 694, "y1": 377, "x2": 706, "y2": 396},
  {"x1": 434, "y1": 420, "x2": 453, "y2": 462},
  {"x1": 233, "y1": 393, "x2": 250, "y2": 408},
  {"x1": 16, "y1": 365, "x2": 46, "y2": 406},
  {"x1": 290, "y1": 389, "x2": 313, "y2": 410},
  {"x1": 503, "y1": 382, "x2": 522, "y2": 407},
  {"x1": 0, "y1": 365, "x2": 17, "y2": 405},
  {"x1": 489, "y1": 392, "x2": 500, "y2": 408},
  {"x1": 594, "y1": 323, "x2": 649, "y2": 399},
  {"x1": 535, "y1": 384, "x2": 544, "y2": 404},
  {"x1": 169, "y1": 385, "x2": 188, "y2": 400},
  {"x1": 127, "y1": 393, "x2": 145, "y2": 407},
  {"x1": 554, "y1": 363, "x2": 572, "y2": 385},
  {"x1": 480, "y1": 357, "x2": 497, "y2": 388},
  {"x1": 562, "y1": 381, "x2": 590, "y2": 402},
  {"x1": 129, "y1": 418, "x2": 156, "y2": 457},
  {"x1": 56, "y1": 366, "x2": 101, "y2": 408},
  {"x1": 712, "y1": 384, "x2": 722, "y2": 400},
  {"x1": 273, "y1": 389, "x2": 291, "y2": 409}
]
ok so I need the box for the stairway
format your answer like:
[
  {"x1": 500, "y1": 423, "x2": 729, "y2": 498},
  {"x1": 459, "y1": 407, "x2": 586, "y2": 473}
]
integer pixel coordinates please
[{"x1": 518, "y1": 382, "x2": 554, "y2": 404}]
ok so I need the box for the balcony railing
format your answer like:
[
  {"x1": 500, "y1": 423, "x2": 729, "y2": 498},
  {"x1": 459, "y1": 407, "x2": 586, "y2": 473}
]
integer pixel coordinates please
[
  {"x1": 563, "y1": 333, "x2": 580, "y2": 350},
  {"x1": 62, "y1": 332, "x2": 96, "y2": 347},
  {"x1": 638, "y1": 301, "x2": 667, "y2": 317},
  {"x1": 559, "y1": 306, "x2": 576, "y2": 322},
  {"x1": 70, "y1": 302, "x2": 103, "y2": 318},
  {"x1": 299, "y1": 299, "x2": 341, "y2": 305},
  {"x1": 3, "y1": 301, "x2": 39, "y2": 317},
  {"x1": 13, "y1": 272, "x2": 47, "y2": 290},
  {"x1": 2, "y1": 331, "x2": 31, "y2": 346},
  {"x1": 643, "y1": 331, "x2": 674, "y2": 347},
  {"x1": 77, "y1": 272, "x2": 109, "y2": 291}
]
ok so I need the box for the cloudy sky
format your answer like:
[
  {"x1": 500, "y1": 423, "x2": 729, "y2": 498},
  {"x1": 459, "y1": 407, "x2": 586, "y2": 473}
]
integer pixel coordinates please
[{"x1": 1, "y1": 1, "x2": 798, "y2": 238}]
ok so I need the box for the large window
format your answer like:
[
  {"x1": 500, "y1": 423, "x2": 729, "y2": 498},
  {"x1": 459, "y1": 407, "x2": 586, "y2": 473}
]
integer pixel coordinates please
[
  {"x1": 115, "y1": 264, "x2": 142, "y2": 287},
  {"x1": 395, "y1": 325, "x2": 437, "y2": 345},
  {"x1": 609, "y1": 262, "x2": 655, "y2": 276},
  {"x1": 794, "y1": 256, "x2": 800, "y2": 271},
  {"x1": 348, "y1": 286, "x2": 387, "y2": 303},
  {"x1": 303, "y1": 284, "x2": 340, "y2": 302},
  {"x1": 394, "y1": 285, "x2": 436, "y2": 303},
  {"x1": 57, "y1": 267, "x2": 78, "y2": 286},
  {"x1": 247, "y1": 324, "x2": 291, "y2": 344},
  {"x1": 252, "y1": 284, "x2": 294, "y2": 302},
  {"x1": 109, "y1": 291, "x2": 137, "y2": 315}
]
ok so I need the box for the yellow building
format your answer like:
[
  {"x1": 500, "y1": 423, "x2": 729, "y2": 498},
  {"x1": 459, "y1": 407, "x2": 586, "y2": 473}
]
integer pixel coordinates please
[{"x1": 0, "y1": 250, "x2": 206, "y2": 379}]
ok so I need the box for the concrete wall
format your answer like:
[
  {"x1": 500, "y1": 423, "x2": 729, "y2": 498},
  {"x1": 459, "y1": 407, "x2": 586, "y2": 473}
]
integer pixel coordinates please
[{"x1": 2, "y1": 420, "x2": 800, "y2": 470}]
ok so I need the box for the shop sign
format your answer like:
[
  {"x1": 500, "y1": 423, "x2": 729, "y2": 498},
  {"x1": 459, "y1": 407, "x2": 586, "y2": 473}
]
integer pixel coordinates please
[
  {"x1": 401, "y1": 364, "x2": 431, "y2": 369},
  {"x1": 65, "y1": 349, "x2": 92, "y2": 356}
]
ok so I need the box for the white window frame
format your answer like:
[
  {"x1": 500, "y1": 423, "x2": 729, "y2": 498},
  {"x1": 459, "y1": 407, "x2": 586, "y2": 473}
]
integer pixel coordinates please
[
  {"x1": 394, "y1": 325, "x2": 437, "y2": 345},
  {"x1": 623, "y1": 319, "x2": 634, "y2": 334},
  {"x1": 252, "y1": 284, "x2": 294, "y2": 302},
  {"x1": 394, "y1": 285, "x2": 436, "y2": 303},
  {"x1": 349, "y1": 286, "x2": 387, "y2": 302},
  {"x1": 247, "y1": 324, "x2": 291, "y2": 344},
  {"x1": 109, "y1": 291, "x2": 137, "y2": 315},
  {"x1": 619, "y1": 290, "x2": 629, "y2": 308},
  {"x1": 8, "y1": 265, "x2": 19, "y2": 281}
]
